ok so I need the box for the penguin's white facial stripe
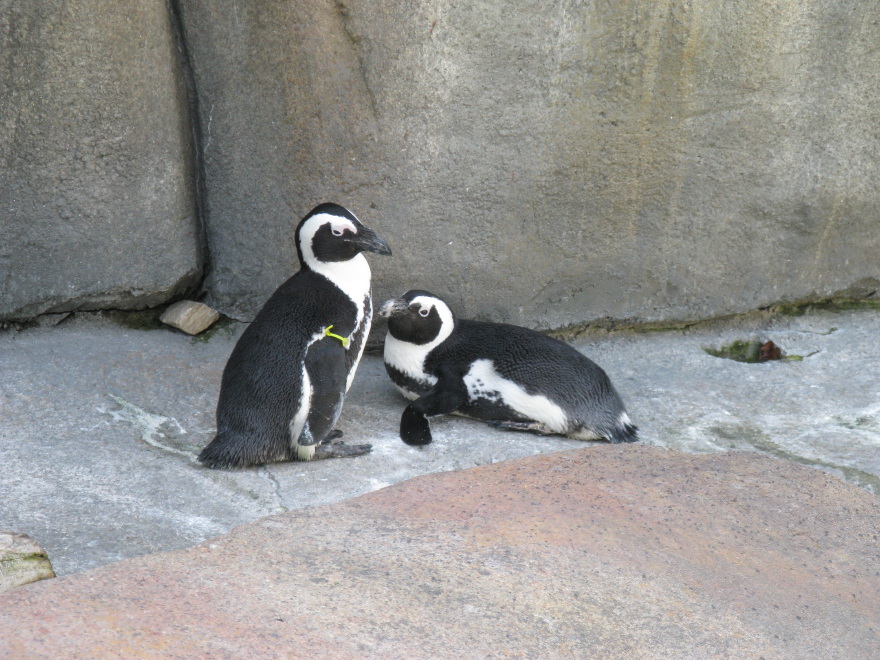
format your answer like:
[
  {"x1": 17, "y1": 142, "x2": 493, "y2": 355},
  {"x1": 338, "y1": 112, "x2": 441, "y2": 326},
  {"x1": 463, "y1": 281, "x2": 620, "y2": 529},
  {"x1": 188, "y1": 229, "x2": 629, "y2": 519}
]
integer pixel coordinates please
[
  {"x1": 298, "y1": 213, "x2": 372, "y2": 320},
  {"x1": 383, "y1": 296, "x2": 453, "y2": 382},
  {"x1": 407, "y1": 295, "x2": 454, "y2": 341},
  {"x1": 299, "y1": 213, "x2": 358, "y2": 268},
  {"x1": 383, "y1": 291, "x2": 453, "y2": 391},
  {"x1": 463, "y1": 359, "x2": 569, "y2": 433},
  {"x1": 303, "y1": 212, "x2": 358, "y2": 236},
  {"x1": 408, "y1": 295, "x2": 450, "y2": 320}
]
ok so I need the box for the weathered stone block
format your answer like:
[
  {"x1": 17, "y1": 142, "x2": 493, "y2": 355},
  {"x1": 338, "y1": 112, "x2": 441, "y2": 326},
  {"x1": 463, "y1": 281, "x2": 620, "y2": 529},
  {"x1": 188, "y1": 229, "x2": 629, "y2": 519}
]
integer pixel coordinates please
[
  {"x1": 160, "y1": 300, "x2": 219, "y2": 335},
  {"x1": 0, "y1": 1, "x2": 202, "y2": 321},
  {"x1": 178, "y1": 0, "x2": 879, "y2": 328}
]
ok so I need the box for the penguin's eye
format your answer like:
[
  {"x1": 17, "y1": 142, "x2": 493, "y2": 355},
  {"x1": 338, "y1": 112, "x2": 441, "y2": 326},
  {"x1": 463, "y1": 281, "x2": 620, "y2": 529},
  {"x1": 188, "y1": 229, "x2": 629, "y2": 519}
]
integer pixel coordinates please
[
  {"x1": 331, "y1": 227, "x2": 344, "y2": 237},
  {"x1": 418, "y1": 307, "x2": 430, "y2": 317}
]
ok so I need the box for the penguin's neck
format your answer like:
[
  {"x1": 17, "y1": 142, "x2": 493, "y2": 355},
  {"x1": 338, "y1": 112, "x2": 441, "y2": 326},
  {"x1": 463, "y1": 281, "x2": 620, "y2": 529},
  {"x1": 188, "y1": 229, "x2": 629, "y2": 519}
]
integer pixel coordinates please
[
  {"x1": 384, "y1": 335, "x2": 431, "y2": 380},
  {"x1": 384, "y1": 320, "x2": 454, "y2": 380},
  {"x1": 307, "y1": 254, "x2": 371, "y2": 325}
]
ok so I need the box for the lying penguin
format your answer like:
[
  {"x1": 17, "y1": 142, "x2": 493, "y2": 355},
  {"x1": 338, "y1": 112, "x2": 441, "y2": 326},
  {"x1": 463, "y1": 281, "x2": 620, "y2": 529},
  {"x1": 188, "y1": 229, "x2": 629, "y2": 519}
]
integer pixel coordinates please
[
  {"x1": 198, "y1": 203, "x2": 392, "y2": 469},
  {"x1": 378, "y1": 290, "x2": 638, "y2": 446}
]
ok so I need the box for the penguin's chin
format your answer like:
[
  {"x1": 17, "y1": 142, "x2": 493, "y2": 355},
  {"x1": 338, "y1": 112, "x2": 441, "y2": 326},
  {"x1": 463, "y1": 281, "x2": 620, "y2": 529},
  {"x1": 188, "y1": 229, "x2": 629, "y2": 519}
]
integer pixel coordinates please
[{"x1": 295, "y1": 443, "x2": 317, "y2": 461}]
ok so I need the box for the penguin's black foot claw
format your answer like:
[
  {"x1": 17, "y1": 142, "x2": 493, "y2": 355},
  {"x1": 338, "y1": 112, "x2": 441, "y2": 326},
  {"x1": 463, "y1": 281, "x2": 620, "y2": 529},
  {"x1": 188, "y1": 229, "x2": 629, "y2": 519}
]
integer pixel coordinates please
[
  {"x1": 321, "y1": 429, "x2": 344, "y2": 444},
  {"x1": 312, "y1": 442, "x2": 372, "y2": 460}
]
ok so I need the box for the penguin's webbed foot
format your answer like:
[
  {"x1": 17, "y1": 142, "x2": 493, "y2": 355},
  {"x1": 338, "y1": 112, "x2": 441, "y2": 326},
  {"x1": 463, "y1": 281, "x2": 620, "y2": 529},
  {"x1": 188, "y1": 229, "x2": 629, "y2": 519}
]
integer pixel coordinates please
[
  {"x1": 312, "y1": 441, "x2": 372, "y2": 460},
  {"x1": 321, "y1": 429, "x2": 344, "y2": 444},
  {"x1": 488, "y1": 420, "x2": 557, "y2": 436},
  {"x1": 400, "y1": 406, "x2": 433, "y2": 446}
]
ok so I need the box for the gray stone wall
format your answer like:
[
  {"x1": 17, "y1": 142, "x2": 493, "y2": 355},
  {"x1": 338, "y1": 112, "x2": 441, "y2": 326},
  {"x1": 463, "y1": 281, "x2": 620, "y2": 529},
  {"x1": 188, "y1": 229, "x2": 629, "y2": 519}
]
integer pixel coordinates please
[
  {"x1": 0, "y1": 0, "x2": 200, "y2": 320},
  {"x1": 2, "y1": 1, "x2": 878, "y2": 327}
]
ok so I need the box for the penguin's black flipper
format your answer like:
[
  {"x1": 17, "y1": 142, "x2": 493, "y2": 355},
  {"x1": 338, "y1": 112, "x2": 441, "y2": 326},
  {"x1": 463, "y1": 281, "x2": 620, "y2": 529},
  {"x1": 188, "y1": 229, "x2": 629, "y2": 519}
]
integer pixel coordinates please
[
  {"x1": 400, "y1": 370, "x2": 468, "y2": 446},
  {"x1": 304, "y1": 336, "x2": 349, "y2": 445},
  {"x1": 401, "y1": 405, "x2": 433, "y2": 445}
]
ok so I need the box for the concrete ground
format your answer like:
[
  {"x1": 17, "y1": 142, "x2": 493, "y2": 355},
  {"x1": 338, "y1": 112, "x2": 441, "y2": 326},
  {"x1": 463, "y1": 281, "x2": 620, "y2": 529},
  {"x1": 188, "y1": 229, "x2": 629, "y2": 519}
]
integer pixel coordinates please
[{"x1": 1, "y1": 306, "x2": 878, "y2": 576}]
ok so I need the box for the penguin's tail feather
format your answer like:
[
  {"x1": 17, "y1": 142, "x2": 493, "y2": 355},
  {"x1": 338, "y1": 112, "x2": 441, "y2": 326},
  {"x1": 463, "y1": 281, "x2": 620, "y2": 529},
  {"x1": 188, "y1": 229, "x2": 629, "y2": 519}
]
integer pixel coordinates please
[
  {"x1": 198, "y1": 432, "x2": 259, "y2": 469},
  {"x1": 606, "y1": 415, "x2": 639, "y2": 444}
]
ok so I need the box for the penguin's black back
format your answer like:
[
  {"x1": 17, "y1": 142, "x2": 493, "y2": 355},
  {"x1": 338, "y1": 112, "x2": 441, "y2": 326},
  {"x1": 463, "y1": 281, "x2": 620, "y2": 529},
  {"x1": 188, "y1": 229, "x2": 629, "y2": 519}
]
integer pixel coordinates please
[
  {"x1": 199, "y1": 269, "x2": 358, "y2": 468},
  {"x1": 426, "y1": 319, "x2": 627, "y2": 430}
]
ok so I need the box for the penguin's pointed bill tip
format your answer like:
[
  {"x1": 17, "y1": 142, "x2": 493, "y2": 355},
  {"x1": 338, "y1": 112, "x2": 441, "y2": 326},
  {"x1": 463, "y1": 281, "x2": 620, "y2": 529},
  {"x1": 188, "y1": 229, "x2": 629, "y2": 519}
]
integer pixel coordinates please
[
  {"x1": 352, "y1": 226, "x2": 392, "y2": 256},
  {"x1": 378, "y1": 297, "x2": 409, "y2": 318}
]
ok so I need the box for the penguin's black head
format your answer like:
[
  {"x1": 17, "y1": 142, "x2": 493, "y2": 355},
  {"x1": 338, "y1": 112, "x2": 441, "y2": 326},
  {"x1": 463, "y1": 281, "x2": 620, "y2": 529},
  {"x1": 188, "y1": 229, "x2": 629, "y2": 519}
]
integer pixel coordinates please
[
  {"x1": 379, "y1": 290, "x2": 455, "y2": 345},
  {"x1": 295, "y1": 203, "x2": 392, "y2": 269}
]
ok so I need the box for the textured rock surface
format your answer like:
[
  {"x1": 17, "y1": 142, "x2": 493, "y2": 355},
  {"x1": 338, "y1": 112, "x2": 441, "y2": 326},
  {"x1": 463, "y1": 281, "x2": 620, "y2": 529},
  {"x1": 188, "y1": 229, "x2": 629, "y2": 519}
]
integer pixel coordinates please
[
  {"x1": 177, "y1": 0, "x2": 880, "y2": 325},
  {"x1": 0, "y1": 1, "x2": 201, "y2": 321},
  {"x1": 1, "y1": 446, "x2": 878, "y2": 658},
  {"x1": 160, "y1": 300, "x2": 219, "y2": 335},
  {"x1": 1, "y1": 307, "x2": 877, "y2": 578},
  {"x1": 0, "y1": 532, "x2": 55, "y2": 593},
  {"x1": 2, "y1": 1, "x2": 877, "y2": 327}
]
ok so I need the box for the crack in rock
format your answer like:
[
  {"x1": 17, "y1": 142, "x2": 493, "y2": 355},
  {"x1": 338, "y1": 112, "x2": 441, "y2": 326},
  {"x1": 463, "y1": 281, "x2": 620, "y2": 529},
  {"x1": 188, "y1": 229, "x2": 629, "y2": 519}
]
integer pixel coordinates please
[{"x1": 258, "y1": 466, "x2": 289, "y2": 513}]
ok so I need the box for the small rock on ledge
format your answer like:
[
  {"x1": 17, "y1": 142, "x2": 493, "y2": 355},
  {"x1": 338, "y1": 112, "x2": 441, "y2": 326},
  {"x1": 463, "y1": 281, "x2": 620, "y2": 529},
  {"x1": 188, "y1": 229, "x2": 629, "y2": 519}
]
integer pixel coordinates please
[
  {"x1": 0, "y1": 532, "x2": 55, "y2": 593},
  {"x1": 160, "y1": 301, "x2": 220, "y2": 336}
]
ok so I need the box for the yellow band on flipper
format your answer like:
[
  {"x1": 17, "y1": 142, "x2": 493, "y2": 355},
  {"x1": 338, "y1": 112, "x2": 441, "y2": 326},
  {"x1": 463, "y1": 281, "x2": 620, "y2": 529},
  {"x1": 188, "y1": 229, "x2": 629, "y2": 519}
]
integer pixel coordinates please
[{"x1": 324, "y1": 325, "x2": 350, "y2": 348}]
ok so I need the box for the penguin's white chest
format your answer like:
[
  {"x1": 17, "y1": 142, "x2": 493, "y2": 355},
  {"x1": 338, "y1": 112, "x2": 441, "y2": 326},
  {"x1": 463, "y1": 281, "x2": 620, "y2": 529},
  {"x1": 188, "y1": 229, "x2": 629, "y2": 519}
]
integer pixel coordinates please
[
  {"x1": 311, "y1": 255, "x2": 373, "y2": 393},
  {"x1": 383, "y1": 335, "x2": 438, "y2": 400},
  {"x1": 313, "y1": 254, "x2": 371, "y2": 331}
]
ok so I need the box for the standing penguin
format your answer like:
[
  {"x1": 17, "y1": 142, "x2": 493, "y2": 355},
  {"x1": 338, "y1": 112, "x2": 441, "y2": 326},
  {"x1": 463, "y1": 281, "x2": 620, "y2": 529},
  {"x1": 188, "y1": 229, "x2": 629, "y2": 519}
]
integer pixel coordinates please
[
  {"x1": 379, "y1": 290, "x2": 638, "y2": 446},
  {"x1": 198, "y1": 203, "x2": 392, "y2": 469}
]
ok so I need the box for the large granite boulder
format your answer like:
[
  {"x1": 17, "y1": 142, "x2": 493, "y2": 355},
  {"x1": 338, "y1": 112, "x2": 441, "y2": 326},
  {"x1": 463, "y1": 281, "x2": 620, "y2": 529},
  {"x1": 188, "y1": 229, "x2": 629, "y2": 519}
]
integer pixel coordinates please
[
  {"x1": 179, "y1": 0, "x2": 879, "y2": 325},
  {"x1": 0, "y1": 446, "x2": 877, "y2": 657},
  {"x1": 0, "y1": 1, "x2": 201, "y2": 321}
]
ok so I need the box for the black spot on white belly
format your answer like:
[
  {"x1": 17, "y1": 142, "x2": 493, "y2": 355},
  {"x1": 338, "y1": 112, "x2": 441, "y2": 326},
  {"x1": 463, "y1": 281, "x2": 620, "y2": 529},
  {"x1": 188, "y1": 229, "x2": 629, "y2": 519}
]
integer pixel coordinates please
[{"x1": 384, "y1": 363, "x2": 433, "y2": 397}]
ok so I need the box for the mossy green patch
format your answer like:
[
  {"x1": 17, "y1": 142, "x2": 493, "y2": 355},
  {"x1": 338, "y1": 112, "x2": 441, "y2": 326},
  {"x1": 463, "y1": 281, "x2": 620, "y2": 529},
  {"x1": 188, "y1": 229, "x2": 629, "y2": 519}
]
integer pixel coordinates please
[
  {"x1": 703, "y1": 339, "x2": 815, "y2": 363},
  {"x1": 704, "y1": 339, "x2": 765, "y2": 363}
]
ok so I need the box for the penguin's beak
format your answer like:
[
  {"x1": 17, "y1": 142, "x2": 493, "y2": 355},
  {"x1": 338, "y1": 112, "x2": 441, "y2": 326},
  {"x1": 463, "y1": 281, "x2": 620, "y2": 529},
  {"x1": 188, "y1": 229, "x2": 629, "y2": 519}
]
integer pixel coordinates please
[
  {"x1": 378, "y1": 297, "x2": 408, "y2": 318},
  {"x1": 351, "y1": 227, "x2": 392, "y2": 256}
]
